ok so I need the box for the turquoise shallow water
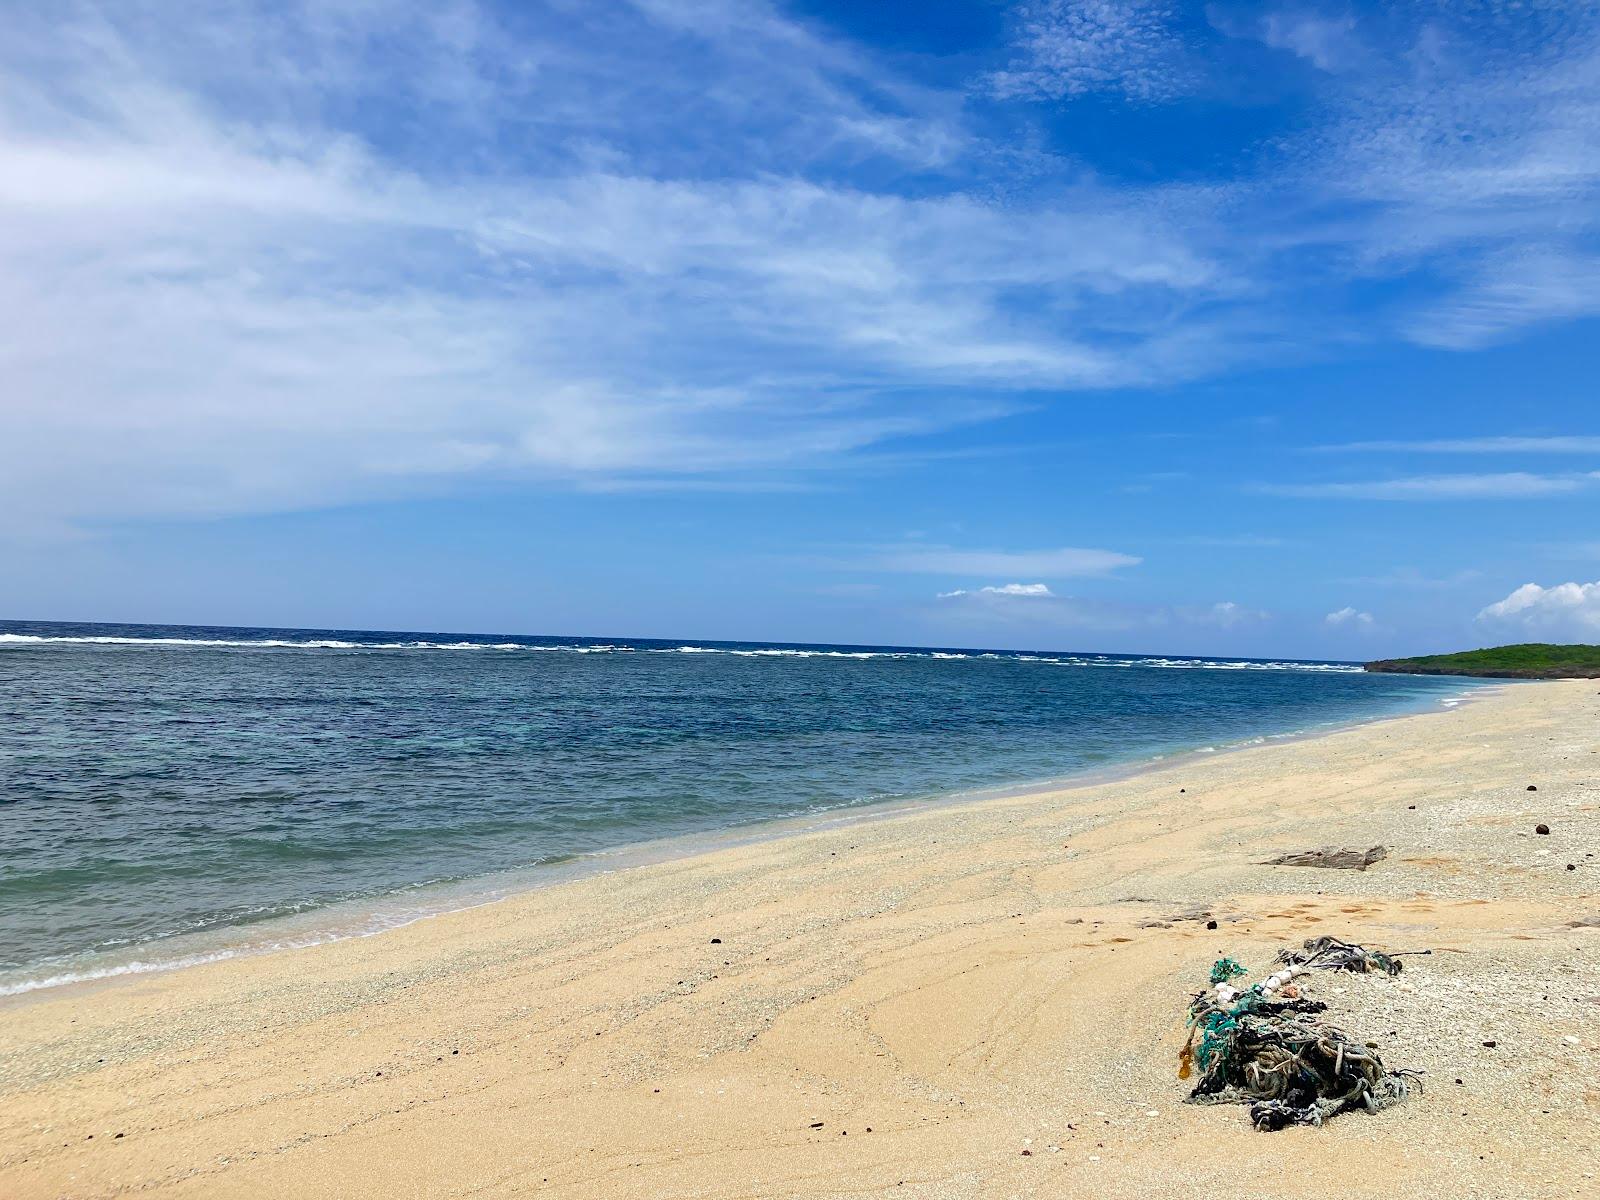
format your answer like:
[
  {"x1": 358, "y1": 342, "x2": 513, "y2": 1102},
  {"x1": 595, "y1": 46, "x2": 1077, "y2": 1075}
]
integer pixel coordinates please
[{"x1": 0, "y1": 619, "x2": 1481, "y2": 993}]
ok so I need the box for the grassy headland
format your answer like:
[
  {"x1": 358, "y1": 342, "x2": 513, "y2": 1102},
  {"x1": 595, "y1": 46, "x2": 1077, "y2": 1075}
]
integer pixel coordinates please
[{"x1": 1365, "y1": 642, "x2": 1600, "y2": 678}]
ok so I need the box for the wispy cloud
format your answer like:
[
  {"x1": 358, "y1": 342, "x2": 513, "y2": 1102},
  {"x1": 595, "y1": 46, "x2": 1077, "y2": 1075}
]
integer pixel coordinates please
[
  {"x1": 9, "y1": 1, "x2": 1600, "y2": 537},
  {"x1": 1175, "y1": 534, "x2": 1294, "y2": 548},
  {"x1": 1315, "y1": 436, "x2": 1600, "y2": 454},
  {"x1": 1326, "y1": 19, "x2": 1600, "y2": 347},
  {"x1": 1254, "y1": 9, "x2": 1365, "y2": 73},
  {"x1": 0, "y1": 0, "x2": 1238, "y2": 532},
  {"x1": 986, "y1": 1, "x2": 1190, "y2": 102},
  {"x1": 1257, "y1": 473, "x2": 1599, "y2": 500},
  {"x1": 1544, "y1": 541, "x2": 1600, "y2": 561},
  {"x1": 931, "y1": 587, "x2": 1268, "y2": 634},
  {"x1": 1406, "y1": 247, "x2": 1600, "y2": 350},
  {"x1": 931, "y1": 588, "x2": 1149, "y2": 632},
  {"x1": 1337, "y1": 567, "x2": 1483, "y2": 589},
  {"x1": 1212, "y1": 5, "x2": 1600, "y2": 349},
  {"x1": 879, "y1": 546, "x2": 1141, "y2": 577},
  {"x1": 1183, "y1": 600, "x2": 1269, "y2": 627},
  {"x1": 814, "y1": 582, "x2": 882, "y2": 598}
]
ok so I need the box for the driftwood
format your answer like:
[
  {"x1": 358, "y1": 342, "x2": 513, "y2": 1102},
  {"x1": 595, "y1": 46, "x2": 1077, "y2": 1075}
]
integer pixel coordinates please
[{"x1": 1264, "y1": 845, "x2": 1387, "y2": 870}]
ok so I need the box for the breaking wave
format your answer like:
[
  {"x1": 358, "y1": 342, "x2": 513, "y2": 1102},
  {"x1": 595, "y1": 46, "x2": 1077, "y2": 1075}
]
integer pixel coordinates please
[{"x1": 0, "y1": 632, "x2": 1361, "y2": 671}]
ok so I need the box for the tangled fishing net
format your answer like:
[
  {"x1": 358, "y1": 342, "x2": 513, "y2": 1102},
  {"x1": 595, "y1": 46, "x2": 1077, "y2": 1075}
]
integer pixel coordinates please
[{"x1": 1180, "y1": 937, "x2": 1423, "y2": 1131}]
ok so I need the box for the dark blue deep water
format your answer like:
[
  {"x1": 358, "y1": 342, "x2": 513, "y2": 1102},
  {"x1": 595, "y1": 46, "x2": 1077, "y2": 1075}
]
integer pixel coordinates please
[{"x1": 0, "y1": 619, "x2": 1479, "y2": 993}]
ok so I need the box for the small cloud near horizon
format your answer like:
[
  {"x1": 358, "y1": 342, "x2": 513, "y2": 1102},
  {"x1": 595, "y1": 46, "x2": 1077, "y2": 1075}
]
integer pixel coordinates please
[
  {"x1": 938, "y1": 582, "x2": 1055, "y2": 599},
  {"x1": 1258, "y1": 473, "x2": 1598, "y2": 501},
  {"x1": 879, "y1": 545, "x2": 1140, "y2": 577},
  {"x1": 1325, "y1": 606, "x2": 1378, "y2": 630}
]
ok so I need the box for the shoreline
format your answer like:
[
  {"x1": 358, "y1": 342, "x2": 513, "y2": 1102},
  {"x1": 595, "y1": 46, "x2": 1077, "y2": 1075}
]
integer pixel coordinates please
[
  {"x1": 0, "y1": 679, "x2": 1493, "y2": 1006},
  {"x1": 2, "y1": 679, "x2": 1592, "y2": 1199}
]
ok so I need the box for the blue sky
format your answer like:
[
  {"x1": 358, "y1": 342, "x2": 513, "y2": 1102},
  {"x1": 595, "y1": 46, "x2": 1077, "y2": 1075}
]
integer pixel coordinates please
[{"x1": 4, "y1": 0, "x2": 1600, "y2": 657}]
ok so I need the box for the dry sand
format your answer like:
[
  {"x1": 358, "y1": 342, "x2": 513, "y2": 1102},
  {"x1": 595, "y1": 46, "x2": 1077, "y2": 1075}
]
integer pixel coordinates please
[{"x1": 1, "y1": 680, "x2": 1596, "y2": 1198}]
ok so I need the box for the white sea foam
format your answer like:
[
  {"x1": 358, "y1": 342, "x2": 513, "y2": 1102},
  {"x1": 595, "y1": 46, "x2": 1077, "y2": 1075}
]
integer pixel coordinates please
[
  {"x1": 0, "y1": 633, "x2": 527, "y2": 651},
  {"x1": 0, "y1": 949, "x2": 250, "y2": 997},
  {"x1": 0, "y1": 900, "x2": 465, "y2": 998},
  {"x1": 0, "y1": 931, "x2": 390, "y2": 998},
  {"x1": 0, "y1": 632, "x2": 1364, "y2": 671}
]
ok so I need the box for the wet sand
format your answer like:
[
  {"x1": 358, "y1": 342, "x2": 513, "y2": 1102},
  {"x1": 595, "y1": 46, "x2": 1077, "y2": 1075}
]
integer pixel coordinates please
[{"x1": 1, "y1": 680, "x2": 1595, "y2": 1198}]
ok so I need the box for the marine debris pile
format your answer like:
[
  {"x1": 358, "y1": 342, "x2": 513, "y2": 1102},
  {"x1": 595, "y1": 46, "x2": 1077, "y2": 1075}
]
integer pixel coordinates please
[{"x1": 1180, "y1": 937, "x2": 1424, "y2": 1131}]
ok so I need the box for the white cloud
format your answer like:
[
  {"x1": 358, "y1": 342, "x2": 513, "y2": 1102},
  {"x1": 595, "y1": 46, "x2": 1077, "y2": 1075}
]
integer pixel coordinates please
[
  {"x1": 1211, "y1": 6, "x2": 1364, "y2": 74},
  {"x1": 0, "y1": 0, "x2": 1242, "y2": 533},
  {"x1": 1321, "y1": 20, "x2": 1600, "y2": 346},
  {"x1": 1255, "y1": 10, "x2": 1364, "y2": 74},
  {"x1": 986, "y1": 582, "x2": 1055, "y2": 597},
  {"x1": 9, "y1": 2, "x2": 1600, "y2": 538},
  {"x1": 1325, "y1": 606, "x2": 1376, "y2": 629},
  {"x1": 938, "y1": 582, "x2": 1054, "y2": 599},
  {"x1": 1186, "y1": 600, "x2": 1269, "y2": 627},
  {"x1": 881, "y1": 546, "x2": 1141, "y2": 577},
  {"x1": 1406, "y1": 248, "x2": 1600, "y2": 350},
  {"x1": 987, "y1": 1, "x2": 1189, "y2": 102},
  {"x1": 1477, "y1": 581, "x2": 1600, "y2": 637},
  {"x1": 1258, "y1": 473, "x2": 1598, "y2": 500}
]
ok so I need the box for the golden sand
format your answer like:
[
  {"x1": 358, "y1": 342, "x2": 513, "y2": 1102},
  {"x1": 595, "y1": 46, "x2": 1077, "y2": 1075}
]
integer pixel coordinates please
[{"x1": 2, "y1": 681, "x2": 1596, "y2": 1198}]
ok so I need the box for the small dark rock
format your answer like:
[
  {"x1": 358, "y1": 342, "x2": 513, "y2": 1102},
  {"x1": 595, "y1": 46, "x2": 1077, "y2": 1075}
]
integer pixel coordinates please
[
  {"x1": 1527, "y1": 785, "x2": 1537, "y2": 791},
  {"x1": 1567, "y1": 864, "x2": 1577, "y2": 871},
  {"x1": 1407, "y1": 805, "x2": 1416, "y2": 810},
  {"x1": 1482, "y1": 1040, "x2": 1497, "y2": 1048},
  {"x1": 1020, "y1": 1149, "x2": 1032, "y2": 1156},
  {"x1": 809, "y1": 1122, "x2": 824, "y2": 1129},
  {"x1": 710, "y1": 937, "x2": 722, "y2": 944},
  {"x1": 1205, "y1": 919, "x2": 1218, "y2": 930},
  {"x1": 1536, "y1": 824, "x2": 1550, "y2": 835}
]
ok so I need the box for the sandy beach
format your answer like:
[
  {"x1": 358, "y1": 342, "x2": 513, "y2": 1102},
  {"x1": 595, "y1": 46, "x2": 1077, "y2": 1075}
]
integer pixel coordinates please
[{"x1": 1, "y1": 680, "x2": 1595, "y2": 1199}]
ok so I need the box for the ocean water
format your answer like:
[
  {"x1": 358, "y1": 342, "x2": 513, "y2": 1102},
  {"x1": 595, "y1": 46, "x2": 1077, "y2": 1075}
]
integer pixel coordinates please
[{"x1": 0, "y1": 619, "x2": 1481, "y2": 995}]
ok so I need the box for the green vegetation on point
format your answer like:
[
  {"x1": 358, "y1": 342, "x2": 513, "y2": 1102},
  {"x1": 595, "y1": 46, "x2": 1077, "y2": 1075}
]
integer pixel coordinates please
[{"x1": 1365, "y1": 643, "x2": 1600, "y2": 679}]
